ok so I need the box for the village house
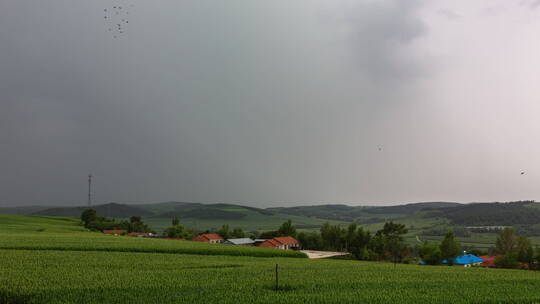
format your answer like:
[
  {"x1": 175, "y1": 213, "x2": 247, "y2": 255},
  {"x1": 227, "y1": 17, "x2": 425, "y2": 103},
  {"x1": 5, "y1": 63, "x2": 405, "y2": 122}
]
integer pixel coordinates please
[
  {"x1": 192, "y1": 233, "x2": 224, "y2": 243},
  {"x1": 479, "y1": 256, "x2": 496, "y2": 268},
  {"x1": 257, "y1": 236, "x2": 300, "y2": 250},
  {"x1": 103, "y1": 229, "x2": 126, "y2": 236}
]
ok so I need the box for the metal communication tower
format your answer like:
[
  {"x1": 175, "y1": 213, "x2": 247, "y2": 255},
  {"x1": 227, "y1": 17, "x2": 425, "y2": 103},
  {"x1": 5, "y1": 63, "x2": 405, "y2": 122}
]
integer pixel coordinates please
[{"x1": 87, "y1": 174, "x2": 92, "y2": 207}]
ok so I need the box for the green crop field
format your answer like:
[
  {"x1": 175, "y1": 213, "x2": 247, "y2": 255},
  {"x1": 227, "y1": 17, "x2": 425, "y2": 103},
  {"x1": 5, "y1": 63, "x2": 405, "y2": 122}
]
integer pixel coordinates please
[
  {"x1": 3, "y1": 214, "x2": 540, "y2": 303},
  {"x1": 0, "y1": 214, "x2": 87, "y2": 233},
  {"x1": 3, "y1": 249, "x2": 540, "y2": 303},
  {"x1": 0, "y1": 215, "x2": 305, "y2": 259}
]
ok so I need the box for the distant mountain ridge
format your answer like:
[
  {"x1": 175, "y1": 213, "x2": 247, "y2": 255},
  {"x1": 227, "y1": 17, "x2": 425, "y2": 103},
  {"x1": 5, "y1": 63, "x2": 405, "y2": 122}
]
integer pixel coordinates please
[
  {"x1": 427, "y1": 201, "x2": 540, "y2": 226},
  {"x1": 268, "y1": 202, "x2": 462, "y2": 221},
  {"x1": 1, "y1": 201, "x2": 462, "y2": 223},
  {"x1": 3, "y1": 201, "x2": 540, "y2": 230},
  {"x1": 32, "y1": 203, "x2": 153, "y2": 218}
]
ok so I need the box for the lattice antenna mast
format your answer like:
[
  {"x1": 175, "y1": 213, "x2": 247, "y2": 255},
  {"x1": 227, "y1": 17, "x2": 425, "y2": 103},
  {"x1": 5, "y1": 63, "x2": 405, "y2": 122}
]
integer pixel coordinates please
[{"x1": 87, "y1": 174, "x2": 93, "y2": 207}]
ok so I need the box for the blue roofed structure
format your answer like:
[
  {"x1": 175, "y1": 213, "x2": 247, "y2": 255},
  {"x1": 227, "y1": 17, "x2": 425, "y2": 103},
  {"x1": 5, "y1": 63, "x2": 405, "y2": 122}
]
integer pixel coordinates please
[
  {"x1": 420, "y1": 254, "x2": 484, "y2": 266},
  {"x1": 446, "y1": 254, "x2": 484, "y2": 265}
]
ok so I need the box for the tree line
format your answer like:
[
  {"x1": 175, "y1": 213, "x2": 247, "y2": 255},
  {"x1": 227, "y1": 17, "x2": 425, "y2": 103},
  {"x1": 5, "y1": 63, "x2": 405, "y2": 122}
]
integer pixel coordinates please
[
  {"x1": 81, "y1": 209, "x2": 155, "y2": 233},
  {"x1": 81, "y1": 208, "x2": 540, "y2": 269}
]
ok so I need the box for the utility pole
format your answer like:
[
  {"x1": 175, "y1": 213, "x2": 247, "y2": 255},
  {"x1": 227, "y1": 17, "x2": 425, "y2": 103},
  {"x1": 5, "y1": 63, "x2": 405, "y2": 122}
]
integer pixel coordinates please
[{"x1": 87, "y1": 174, "x2": 92, "y2": 207}]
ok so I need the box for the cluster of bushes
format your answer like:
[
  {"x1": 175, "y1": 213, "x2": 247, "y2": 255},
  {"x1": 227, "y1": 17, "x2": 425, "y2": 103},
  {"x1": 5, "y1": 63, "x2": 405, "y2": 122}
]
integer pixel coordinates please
[
  {"x1": 492, "y1": 227, "x2": 537, "y2": 269},
  {"x1": 163, "y1": 218, "x2": 248, "y2": 239},
  {"x1": 296, "y1": 221, "x2": 411, "y2": 263},
  {"x1": 80, "y1": 209, "x2": 154, "y2": 233},
  {"x1": 417, "y1": 231, "x2": 461, "y2": 265}
]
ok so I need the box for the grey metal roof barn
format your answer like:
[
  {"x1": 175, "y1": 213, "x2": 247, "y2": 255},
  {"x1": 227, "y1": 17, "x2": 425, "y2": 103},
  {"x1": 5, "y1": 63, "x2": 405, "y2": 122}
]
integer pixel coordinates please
[{"x1": 223, "y1": 238, "x2": 255, "y2": 245}]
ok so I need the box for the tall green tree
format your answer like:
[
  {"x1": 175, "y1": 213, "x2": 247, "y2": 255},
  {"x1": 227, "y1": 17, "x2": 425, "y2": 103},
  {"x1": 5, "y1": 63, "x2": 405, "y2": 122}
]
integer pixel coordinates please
[
  {"x1": 349, "y1": 226, "x2": 371, "y2": 259},
  {"x1": 345, "y1": 223, "x2": 358, "y2": 251},
  {"x1": 516, "y1": 236, "x2": 533, "y2": 264},
  {"x1": 369, "y1": 231, "x2": 386, "y2": 260},
  {"x1": 320, "y1": 222, "x2": 346, "y2": 251},
  {"x1": 172, "y1": 217, "x2": 179, "y2": 226},
  {"x1": 495, "y1": 227, "x2": 518, "y2": 255},
  {"x1": 129, "y1": 216, "x2": 141, "y2": 223},
  {"x1": 164, "y1": 224, "x2": 188, "y2": 238},
  {"x1": 440, "y1": 230, "x2": 461, "y2": 266},
  {"x1": 81, "y1": 209, "x2": 97, "y2": 226},
  {"x1": 231, "y1": 227, "x2": 245, "y2": 238},
  {"x1": 297, "y1": 231, "x2": 323, "y2": 250},
  {"x1": 277, "y1": 220, "x2": 297, "y2": 237},
  {"x1": 380, "y1": 222, "x2": 408, "y2": 264},
  {"x1": 218, "y1": 224, "x2": 231, "y2": 239},
  {"x1": 418, "y1": 242, "x2": 442, "y2": 265}
]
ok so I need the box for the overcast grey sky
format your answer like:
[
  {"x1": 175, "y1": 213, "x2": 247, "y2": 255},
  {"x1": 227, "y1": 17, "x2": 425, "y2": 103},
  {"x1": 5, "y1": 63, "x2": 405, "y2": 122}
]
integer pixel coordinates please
[{"x1": 2, "y1": 0, "x2": 540, "y2": 207}]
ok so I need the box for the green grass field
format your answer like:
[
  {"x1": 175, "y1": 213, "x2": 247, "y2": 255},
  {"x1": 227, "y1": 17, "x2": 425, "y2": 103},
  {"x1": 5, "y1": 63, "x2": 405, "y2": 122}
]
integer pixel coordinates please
[{"x1": 3, "y1": 214, "x2": 540, "y2": 303}]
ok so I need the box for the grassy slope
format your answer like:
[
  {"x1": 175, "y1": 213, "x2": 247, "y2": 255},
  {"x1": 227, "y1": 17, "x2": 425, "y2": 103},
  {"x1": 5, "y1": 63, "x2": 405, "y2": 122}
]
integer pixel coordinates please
[
  {"x1": 0, "y1": 214, "x2": 87, "y2": 233},
  {"x1": 10, "y1": 202, "x2": 348, "y2": 233},
  {"x1": 144, "y1": 212, "x2": 346, "y2": 233},
  {"x1": 141, "y1": 202, "x2": 349, "y2": 232},
  {"x1": 0, "y1": 214, "x2": 305, "y2": 258}
]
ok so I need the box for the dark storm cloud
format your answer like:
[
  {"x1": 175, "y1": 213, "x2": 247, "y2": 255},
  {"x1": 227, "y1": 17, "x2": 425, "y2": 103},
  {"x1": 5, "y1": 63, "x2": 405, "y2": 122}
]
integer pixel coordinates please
[
  {"x1": 1, "y1": 0, "x2": 539, "y2": 207},
  {"x1": 331, "y1": 0, "x2": 428, "y2": 82}
]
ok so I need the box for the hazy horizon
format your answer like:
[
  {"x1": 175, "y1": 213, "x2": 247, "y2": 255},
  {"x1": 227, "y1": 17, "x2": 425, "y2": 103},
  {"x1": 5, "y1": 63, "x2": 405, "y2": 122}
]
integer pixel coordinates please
[
  {"x1": 2, "y1": 199, "x2": 533, "y2": 209},
  {"x1": 2, "y1": 0, "x2": 540, "y2": 208}
]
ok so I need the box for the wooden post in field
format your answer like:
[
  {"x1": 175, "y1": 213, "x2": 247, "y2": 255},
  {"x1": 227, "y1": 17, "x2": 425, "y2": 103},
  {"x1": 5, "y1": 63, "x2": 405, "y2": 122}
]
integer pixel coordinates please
[{"x1": 275, "y1": 264, "x2": 279, "y2": 291}]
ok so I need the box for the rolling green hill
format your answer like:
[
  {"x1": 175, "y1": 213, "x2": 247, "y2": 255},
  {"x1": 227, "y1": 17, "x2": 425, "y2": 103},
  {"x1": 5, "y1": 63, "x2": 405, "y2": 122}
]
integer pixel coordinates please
[
  {"x1": 5, "y1": 201, "x2": 540, "y2": 240},
  {"x1": 0, "y1": 214, "x2": 88, "y2": 233},
  {"x1": 268, "y1": 202, "x2": 461, "y2": 221},
  {"x1": 32, "y1": 202, "x2": 153, "y2": 218},
  {"x1": 142, "y1": 202, "x2": 346, "y2": 232},
  {"x1": 7, "y1": 202, "x2": 347, "y2": 233},
  {"x1": 426, "y1": 201, "x2": 540, "y2": 226}
]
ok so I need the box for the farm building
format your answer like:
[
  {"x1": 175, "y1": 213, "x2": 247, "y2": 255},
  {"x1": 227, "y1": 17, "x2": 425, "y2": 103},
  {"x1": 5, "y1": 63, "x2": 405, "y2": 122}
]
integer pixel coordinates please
[
  {"x1": 479, "y1": 256, "x2": 496, "y2": 268},
  {"x1": 127, "y1": 232, "x2": 152, "y2": 237},
  {"x1": 257, "y1": 236, "x2": 300, "y2": 250},
  {"x1": 444, "y1": 254, "x2": 484, "y2": 267},
  {"x1": 192, "y1": 233, "x2": 224, "y2": 243},
  {"x1": 223, "y1": 238, "x2": 255, "y2": 245},
  {"x1": 103, "y1": 229, "x2": 126, "y2": 235},
  {"x1": 421, "y1": 254, "x2": 484, "y2": 267}
]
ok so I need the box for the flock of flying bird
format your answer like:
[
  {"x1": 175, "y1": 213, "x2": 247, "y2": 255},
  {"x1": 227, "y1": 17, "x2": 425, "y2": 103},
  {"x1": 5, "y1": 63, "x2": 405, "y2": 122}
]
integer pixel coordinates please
[{"x1": 103, "y1": 5, "x2": 133, "y2": 38}]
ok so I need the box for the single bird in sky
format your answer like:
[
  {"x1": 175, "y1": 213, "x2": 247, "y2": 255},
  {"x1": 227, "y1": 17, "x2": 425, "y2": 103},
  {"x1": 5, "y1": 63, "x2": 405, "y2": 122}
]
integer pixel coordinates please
[{"x1": 521, "y1": 171, "x2": 526, "y2": 175}]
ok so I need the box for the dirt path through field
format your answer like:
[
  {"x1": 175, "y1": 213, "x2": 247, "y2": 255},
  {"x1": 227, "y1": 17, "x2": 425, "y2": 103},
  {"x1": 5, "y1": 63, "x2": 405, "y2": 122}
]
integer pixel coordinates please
[{"x1": 300, "y1": 250, "x2": 348, "y2": 259}]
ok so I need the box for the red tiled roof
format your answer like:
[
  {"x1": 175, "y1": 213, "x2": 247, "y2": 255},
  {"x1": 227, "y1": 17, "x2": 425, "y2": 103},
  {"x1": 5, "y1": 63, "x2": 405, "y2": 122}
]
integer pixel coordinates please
[
  {"x1": 192, "y1": 234, "x2": 224, "y2": 242},
  {"x1": 480, "y1": 256, "x2": 497, "y2": 267},
  {"x1": 103, "y1": 229, "x2": 126, "y2": 235},
  {"x1": 273, "y1": 236, "x2": 299, "y2": 245},
  {"x1": 257, "y1": 237, "x2": 299, "y2": 249},
  {"x1": 258, "y1": 239, "x2": 280, "y2": 248},
  {"x1": 203, "y1": 234, "x2": 223, "y2": 240}
]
